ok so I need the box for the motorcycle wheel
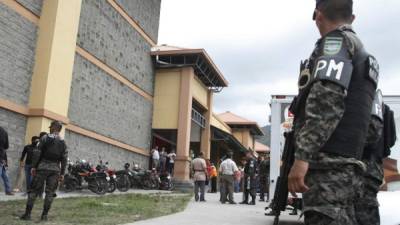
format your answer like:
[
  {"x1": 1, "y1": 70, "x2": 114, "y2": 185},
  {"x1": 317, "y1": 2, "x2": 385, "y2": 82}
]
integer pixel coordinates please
[
  {"x1": 143, "y1": 177, "x2": 159, "y2": 190},
  {"x1": 153, "y1": 178, "x2": 160, "y2": 190},
  {"x1": 89, "y1": 178, "x2": 108, "y2": 195},
  {"x1": 142, "y1": 179, "x2": 152, "y2": 190},
  {"x1": 63, "y1": 178, "x2": 78, "y2": 192},
  {"x1": 107, "y1": 180, "x2": 116, "y2": 193},
  {"x1": 161, "y1": 181, "x2": 174, "y2": 191},
  {"x1": 116, "y1": 174, "x2": 130, "y2": 192}
]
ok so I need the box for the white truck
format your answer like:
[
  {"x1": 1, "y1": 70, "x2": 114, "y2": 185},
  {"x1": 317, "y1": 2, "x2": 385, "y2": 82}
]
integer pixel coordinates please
[{"x1": 268, "y1": 95, "x2": 400, "y2": 197}]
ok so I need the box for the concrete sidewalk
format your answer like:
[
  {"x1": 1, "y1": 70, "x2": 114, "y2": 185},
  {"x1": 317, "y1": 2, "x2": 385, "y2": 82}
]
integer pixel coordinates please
[
  {"x1": 125, "y1": 193, "x2": 303, "y2": 225},
  {"x1": 0, "y1": 189, "x2": 173, "y2": 202}
]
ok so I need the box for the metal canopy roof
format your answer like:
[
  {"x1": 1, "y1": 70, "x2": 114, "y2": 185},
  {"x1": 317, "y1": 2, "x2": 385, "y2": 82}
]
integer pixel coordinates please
[
  {"x1": 217, "y1": 111, "x2": 264, "y2": 136},
  {"x1": 151, "y1": 46, "x2": 228, "y2": 92},
  {"x1": 211, "y1": 126, "x2": 248, "y2": 153}
]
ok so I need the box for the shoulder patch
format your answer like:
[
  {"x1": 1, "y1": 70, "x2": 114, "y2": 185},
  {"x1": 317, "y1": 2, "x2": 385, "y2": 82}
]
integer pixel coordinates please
[
  {"x1": 368, "y1": 56, "x2": 379, "y2": 87},
  {"x1": 371, "y1": 89, "x2": 384, "y2": 121},
  {"x1": 323, "y1": 37, "x2": 343, "y2": 56},
  {"x1": 313, "y1": 55, "x2": 353, "y2": 90}
]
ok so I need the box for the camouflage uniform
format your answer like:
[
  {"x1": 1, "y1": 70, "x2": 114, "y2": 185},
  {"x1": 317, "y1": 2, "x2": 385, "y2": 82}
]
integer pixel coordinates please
[
  {"x1": 294, "y1": 82, "x2": 364, "y2": 225},
  {"x1": 258, "y1": 159, "x2": 270, "y2": 201},
  {"x1": 355, "y1": 116, "x2": 384, "y2": 225},
  {"x1": 241, "y1": 158, "x2": 257, "y2": 205},
  {"x1": 355, "y1": 159, "x2": 383, "y2": 225},
  {"x1": 294, "y1": 25, "x2": 371, "y2": 225},
  {"x1": 24, "y1": 133, "x2": 68, "y2": 220}
]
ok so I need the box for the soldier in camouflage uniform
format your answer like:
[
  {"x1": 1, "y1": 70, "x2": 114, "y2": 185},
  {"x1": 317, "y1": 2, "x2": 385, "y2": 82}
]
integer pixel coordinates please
[
  {"x1": 258, "y1": 155, "x2": 270, "y2": 202},
  {"x1": 21, "y1": 121, "x2": 68, "y2": 221},
  {"x1": 355, "y1": 159, "x2": 383, "y2": 225},
  {"x1": 355, "y1": 92, "x2": 396, "y2": 225},
  {"x1": 240, "y1": 150, "x2": 257, "y2": 205},
  {"x1": 288, "y1": 0, "x2": 379, "y2": 224}
]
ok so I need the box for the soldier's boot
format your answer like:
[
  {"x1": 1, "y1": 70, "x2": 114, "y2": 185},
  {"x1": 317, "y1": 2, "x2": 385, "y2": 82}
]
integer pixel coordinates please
[
  {"x1": 41, "y1": 205, "x2": 50, "y2": 221},
  {"x1": 240, "y1": 201, "x2": 248, "y2": 204},
  {"x1": 20, "y1": 204, "x2": 33, "y2": 220},
  {"x1": 289, "y1": 209, "x2": 298, "y2": 215},
  {"x1": 249, "y1": 194, "x2": 256, "y2": 205},
  {"x1": 240, "y1": 192, "x2": 249, "y2": 204}
]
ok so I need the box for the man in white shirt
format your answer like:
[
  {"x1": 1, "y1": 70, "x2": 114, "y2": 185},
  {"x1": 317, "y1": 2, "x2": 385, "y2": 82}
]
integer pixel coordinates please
[
  {"x1": 167, "y1": 150, "x2": 176, "y2": 175},
  {"x1": 219, "y1": 151, "x2": 239, "y2": 204},
  {"x1": 151, "y1": 146, "x2": 160, "y2": 170}
]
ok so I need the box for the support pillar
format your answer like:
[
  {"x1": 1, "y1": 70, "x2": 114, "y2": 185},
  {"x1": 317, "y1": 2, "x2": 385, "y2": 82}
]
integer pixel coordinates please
[
  {"x1": 25, "y1": 0, "x2": 82, "y2": 143},
  {"x1": 200, "y1": 91, "x2": 213, "y2": 160},
  {"x1": 173, "y1": 67, "x2": 194, "y2": 190}
]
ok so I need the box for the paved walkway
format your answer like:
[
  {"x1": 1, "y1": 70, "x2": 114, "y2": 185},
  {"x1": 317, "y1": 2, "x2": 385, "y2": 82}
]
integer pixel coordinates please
[
  {"x1": 125, "y1": 193, "x2": 303, "y2": 225},
  {"x1": 0, "y1": 189, "x2": 173, "y2": 202}
]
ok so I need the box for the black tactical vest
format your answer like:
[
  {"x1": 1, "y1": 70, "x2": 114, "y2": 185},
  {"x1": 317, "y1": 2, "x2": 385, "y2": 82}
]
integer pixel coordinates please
[
  {"x1": 364, "y1": 104, "x2": 397, "y2": 160},
  {"x1": 363, "y1": 131, "x2": 384, "y2": 161},
  {"x1": 41, "y1": 136, "x2": 66, "y2": 163},
  {"x1": 294, "y1": 26, "x2": 378, "y2": 159},
  {"x1": 244, "y1": 158, "x2": 257, "y2": 176}
]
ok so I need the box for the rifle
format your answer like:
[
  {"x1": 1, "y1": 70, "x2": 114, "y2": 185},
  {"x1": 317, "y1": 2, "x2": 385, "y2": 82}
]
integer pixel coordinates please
[{"x1": 267, "y1": 130, "x2": 296, "y2": 225}]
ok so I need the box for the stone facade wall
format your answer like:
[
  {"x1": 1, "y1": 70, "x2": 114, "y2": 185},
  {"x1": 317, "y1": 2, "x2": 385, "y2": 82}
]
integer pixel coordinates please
[
  {"x1": 0, "y1": 3, "x2": 38, "y2": 106},
  {"x1": 65, "y1": 131, "x2": 149, "y2": 171},
  {"x1": 77, "y1": 0, "x2": 155, "y2": 94},
  {"x1": 68, "y1": 54, "x2": 153, "y2": 150},
  {"x1": 16, "y1": 0, "x2": 43, "y2": 16},
  {"x1": 115, "y1": 0, "x2": 161, "y2": 42},
  {"x1": 68, "y1": 0, "x2": 160, "y2": 167}
]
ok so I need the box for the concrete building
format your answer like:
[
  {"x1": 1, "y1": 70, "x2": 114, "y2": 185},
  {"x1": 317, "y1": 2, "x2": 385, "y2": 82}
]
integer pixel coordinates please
[
  {"x1": 217, "y1": 112, "x2": 264, "y2": 151},
  {"x1": 0, "y1": 0, "x2": 162, "y2": 191},
  {"x1": 0, "y1": 0, "x2": 265, "y2": 191},
  {"x1": 150, "y1": 45, "x2": 228, "y2": 187},
  {"x1": 254, "y1": 141, "x2": 270, "y2": 156},
  {"x1": 214, "y1": 112, "x2": 264, "y2": 163}
]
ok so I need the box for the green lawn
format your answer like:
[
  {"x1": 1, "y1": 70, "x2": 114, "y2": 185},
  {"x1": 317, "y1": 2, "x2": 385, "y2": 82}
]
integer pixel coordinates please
[{"x1": 0, "y1": 193, "x2": 191, "y2": 225}]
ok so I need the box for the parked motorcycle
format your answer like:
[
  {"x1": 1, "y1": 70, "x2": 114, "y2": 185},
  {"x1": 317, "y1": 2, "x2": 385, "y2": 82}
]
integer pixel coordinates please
[
  {"x1": 159, "y1": 171, "x2": 173, "y2": 191},
  {"x1": 63, "y1": 159, "x2": 108, "y2": 195},
  {"x1": 96, "y1": 161, "x2": 116, "y2": 193},
  {"x1": 114, "y1": 169, "x2": 131, "y2": 192},
  {"x1": 125, "y1": 163, "x2": 159, "y2": 190}
]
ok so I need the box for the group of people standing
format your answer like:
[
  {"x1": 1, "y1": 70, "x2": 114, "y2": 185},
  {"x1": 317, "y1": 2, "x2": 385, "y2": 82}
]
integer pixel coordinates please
[
  {"x1": 151, "y1": 146, "x2": 176, "y2": 175},
  {"x1": 190, "y1": 149, "x2": 270, "y2": 206},
  {"x1": 1, "y1": 121, "x2": 68, "y2": 221}
]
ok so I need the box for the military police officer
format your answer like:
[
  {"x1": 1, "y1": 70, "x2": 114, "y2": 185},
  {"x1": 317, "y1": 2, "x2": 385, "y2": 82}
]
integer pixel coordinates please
[
  {"x1": 240, "y1": 150, "x2": 257, "y2": 205},
  {"x1": 21, "y1": 121, "x2": 68, "y2": 221},
  {"x1": 258, "y1": 154, "x2": 270, "y2": 202},
  {"x1": 288, "y1": 0, "x2": 379, "y2": 224},
  {"x1": 355, "y1": 91, "x2": 396, "y2": 225}
]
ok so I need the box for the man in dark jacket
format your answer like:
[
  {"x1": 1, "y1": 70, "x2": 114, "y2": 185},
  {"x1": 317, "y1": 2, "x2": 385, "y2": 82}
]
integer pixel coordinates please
[
  {"x1": 0, "y1": 126, "x2": 13, "y2": 195},
  {"x1": 20, "y1": 136, "x2": 40, "y2": 192}
]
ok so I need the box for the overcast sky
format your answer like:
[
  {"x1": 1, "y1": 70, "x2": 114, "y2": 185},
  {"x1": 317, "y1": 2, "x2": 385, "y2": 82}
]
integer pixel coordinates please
[{"x1": 158, "y1": 0, "x2": 400, "y2": 126}]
